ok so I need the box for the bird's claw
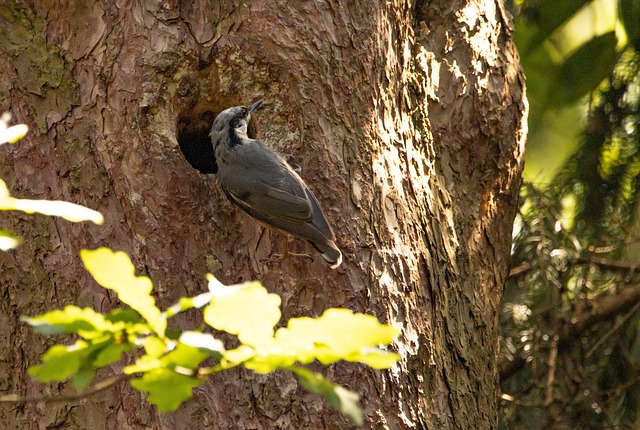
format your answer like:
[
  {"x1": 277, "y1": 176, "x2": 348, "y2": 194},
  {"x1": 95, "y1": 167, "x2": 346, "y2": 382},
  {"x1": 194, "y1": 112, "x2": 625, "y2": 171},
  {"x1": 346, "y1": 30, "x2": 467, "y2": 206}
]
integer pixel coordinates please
[{"x1": 261, "y1": 251, "x2": 314, "y2": 265}]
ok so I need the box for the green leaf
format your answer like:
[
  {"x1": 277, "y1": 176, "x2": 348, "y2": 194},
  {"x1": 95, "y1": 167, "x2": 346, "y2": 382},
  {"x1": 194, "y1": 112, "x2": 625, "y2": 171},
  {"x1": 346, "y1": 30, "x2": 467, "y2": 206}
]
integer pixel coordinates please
[
  {"x1": 106, "y1": 308, "x2": 144, "y2": 324},
  {"x1": 126, "y1": 339, "x2": 213, "y2": 375},
  {"x1": 93, "y1": 342, "x2": 133, "y2": 367},
  {"x1": 204, "y1": 281, "x2": 281, "y2": 346},
  {"x1": 131, "y1": 368, "x2": 203, "y2": 412},
  {"x1": 0, "y1": 229, "x2": 21, "y2": 250},
  {"x1": 22, "y1": 305, "x2": 118, "y2": 337},
  {"x1": 28, "y1": 337, "x2": 127, "y2": 389},
  {"x1": 28, "y1": 343, "x2": 86, "y2": 382},
  {"x1": 73, "y1": 367, "x2": 96, "y2": 390},
  {"x1": 523, "y1": 0, "x2": 592, "y2": 54},
  {"x1": 80, "y1": 248, "x2": 166, "y2": 336},
  {"x1": 291, "y1": 367, "x2": 363, "y2": 426},
  {"x1": 164, "y1": 342, "x2": 211, "y2": 369},
  {"x1": 620, "y1": 0, "x2": 640, "y2": 47},
  {"x1": 547, "y1": 32, "x2": 618, "y2": 107}
]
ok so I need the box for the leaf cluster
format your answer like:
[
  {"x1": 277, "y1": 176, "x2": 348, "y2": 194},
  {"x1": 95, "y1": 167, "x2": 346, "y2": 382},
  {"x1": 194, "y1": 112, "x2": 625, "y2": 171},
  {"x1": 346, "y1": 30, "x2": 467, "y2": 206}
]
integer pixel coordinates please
[{"x1": 24, "y1": 248, "x2": 400, "y2": 424}]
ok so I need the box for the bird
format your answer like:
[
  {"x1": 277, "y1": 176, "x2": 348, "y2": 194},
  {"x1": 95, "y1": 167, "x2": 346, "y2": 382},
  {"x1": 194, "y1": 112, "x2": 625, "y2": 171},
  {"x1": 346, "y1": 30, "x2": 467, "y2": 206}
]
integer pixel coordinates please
[{"x1": 209, "y1": 99, "x2": 342, "y2": 268}]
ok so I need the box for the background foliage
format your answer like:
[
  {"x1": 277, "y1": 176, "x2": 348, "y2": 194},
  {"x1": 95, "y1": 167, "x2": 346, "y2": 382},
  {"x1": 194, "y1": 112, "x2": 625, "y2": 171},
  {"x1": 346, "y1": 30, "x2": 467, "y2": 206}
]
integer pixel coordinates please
[{"x1": 501, "y1": 0, "x2": 640, "y2": 428}]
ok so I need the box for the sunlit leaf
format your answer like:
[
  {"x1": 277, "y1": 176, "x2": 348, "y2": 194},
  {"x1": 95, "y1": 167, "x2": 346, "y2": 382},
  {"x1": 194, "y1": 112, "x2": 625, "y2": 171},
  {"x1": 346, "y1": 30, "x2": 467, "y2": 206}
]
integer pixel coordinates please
[
  {"x1": 165, "y1": 292, "x2": 213, "y2": 319},
  {"x1": 124, "y1": 355, "x2": 163, "y2": 374},
  {"x1": 274, "y1": 308, "x2": 400, "y2": 365},
  {"x1": 0, "y1": 229, "x2": 21, "y2": 250},
  {"x1": 179, "y1": 331, "x2": 225, "y2": 355},
  {"x1": 131, "y1": 368, "x2": 203, "y2": 412},
  {"x1": 0, "y1": 119, "x2": 28, "y2": 145},
  {"x1": 222, "y1": 345, "x2": 255, "y2": 367},
  {"x1": 204, "y1": 281, "x2": 281, "y2": 346},
  {"x1": 0, "y1": 177, "x2": 103, "y2": 224},
  {"x1": 229, "y1": 340, "x2": 301, "y2": 373},
  {"x1": 80, "y1": 248, "x2": 166, "y2": 336},
  {"x1": 143, "y1": 336, "x2": 169, "y2": 358},
  {"x1": 22, "y1": 305, "x2": 118, "y2": 337},
  {"x1": 10, "y1": 199, "x2": 104, "y2": 224},
  {"x1": 225, "y1": 308, "x2": 400, "y2": 373},
  {"x1": 344, "y1": 347, "x2": 401, "y2": 369},
  {"x1": 292, "y1": 367, "x2": 363, "y2": 426}
]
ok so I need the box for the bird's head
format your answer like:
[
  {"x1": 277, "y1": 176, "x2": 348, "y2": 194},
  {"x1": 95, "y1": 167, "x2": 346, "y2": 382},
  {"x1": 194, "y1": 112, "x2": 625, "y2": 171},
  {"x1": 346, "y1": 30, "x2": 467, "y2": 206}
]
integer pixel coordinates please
[{"x1": 210, "y1": 99, "x2": 263, "y2": 141}]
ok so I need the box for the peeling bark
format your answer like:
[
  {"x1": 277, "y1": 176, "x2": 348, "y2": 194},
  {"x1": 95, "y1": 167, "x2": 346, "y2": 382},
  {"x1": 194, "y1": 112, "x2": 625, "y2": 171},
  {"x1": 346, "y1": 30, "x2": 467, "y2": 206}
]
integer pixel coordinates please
[{"x1": 0, "y1": 0, "x2": 525, "y2": 429}]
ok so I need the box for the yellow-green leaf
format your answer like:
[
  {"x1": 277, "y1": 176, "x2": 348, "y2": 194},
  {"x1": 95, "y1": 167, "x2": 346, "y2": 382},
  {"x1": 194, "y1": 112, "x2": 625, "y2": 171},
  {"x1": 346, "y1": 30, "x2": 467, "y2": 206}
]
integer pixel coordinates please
[
  {"x1": 204, "y1": 281, "x2": 280, "y2": 346},
  {"x1": 80, "y1": 248, "x2": 166, "y2": 336},
  {"x1": 222, "y1": 308, "x2": 400, "y2": 373},
  {"x1": 143, "y1": 336, "x2": 169, "y2": 358},
  {"x1": 274, "y1": 308, "x2": 400, "y2": 365},
  {"x1": 344, "y1": 347, "x2": 401, "y2": 369},
  {"x1": 125, "y1": 355, "x2": 163, "y2": 374},
  {"x1": 222, "y1": 345, "x2": 256, "y2": 367}
]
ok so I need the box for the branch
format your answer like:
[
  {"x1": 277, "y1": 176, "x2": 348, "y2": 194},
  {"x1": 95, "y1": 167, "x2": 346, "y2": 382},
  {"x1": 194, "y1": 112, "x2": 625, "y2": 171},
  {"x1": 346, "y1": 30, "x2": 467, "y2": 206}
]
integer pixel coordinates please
[
  {"x1": 0, "y1": 373, "x2": 131, "y2": 404},
  {"x1": 576, "y1": 256, "x2": 640, "y2": 274},
  {"x1": 500, "y1": 284, "x2": 640, "y2": 380},
  {"x1": 508, "y1": 255, "x2": 640, "y2": 280}
]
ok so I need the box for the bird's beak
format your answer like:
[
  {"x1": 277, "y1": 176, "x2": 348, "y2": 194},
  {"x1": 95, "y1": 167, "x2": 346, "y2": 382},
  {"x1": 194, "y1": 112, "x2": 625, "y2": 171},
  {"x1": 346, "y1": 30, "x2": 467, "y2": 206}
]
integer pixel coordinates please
[{"x1": 248, "y1": 99, "x2": 263, "y2": 114}]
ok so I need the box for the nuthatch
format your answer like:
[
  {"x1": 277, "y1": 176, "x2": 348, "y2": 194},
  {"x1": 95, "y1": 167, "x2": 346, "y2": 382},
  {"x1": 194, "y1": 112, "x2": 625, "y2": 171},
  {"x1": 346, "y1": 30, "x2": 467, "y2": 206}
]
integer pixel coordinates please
[{"x1": 209, "y1": 100, "x2": 342, "y2": 268}]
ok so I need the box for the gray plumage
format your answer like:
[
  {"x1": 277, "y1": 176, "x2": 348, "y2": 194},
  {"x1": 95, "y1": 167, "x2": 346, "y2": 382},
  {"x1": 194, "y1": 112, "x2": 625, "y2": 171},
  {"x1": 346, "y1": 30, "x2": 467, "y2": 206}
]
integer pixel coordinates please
[{"x1": 209, "y1": 100, "x2": 342, "y2": 268}]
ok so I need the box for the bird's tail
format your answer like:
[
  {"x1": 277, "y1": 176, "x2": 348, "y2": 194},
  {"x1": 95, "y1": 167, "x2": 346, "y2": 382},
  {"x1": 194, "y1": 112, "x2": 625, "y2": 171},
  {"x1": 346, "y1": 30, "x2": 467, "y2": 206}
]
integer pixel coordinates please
[{"x1": 310, "y1": 239, "x2": 343, "y2": 269}]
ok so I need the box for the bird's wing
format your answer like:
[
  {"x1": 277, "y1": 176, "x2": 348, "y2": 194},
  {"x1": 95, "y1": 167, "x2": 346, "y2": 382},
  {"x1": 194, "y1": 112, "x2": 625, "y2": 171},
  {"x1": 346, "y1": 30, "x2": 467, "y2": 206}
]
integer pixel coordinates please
[
  {"x1": 219, "y1": 140, "x2": 333, "y2": 241},
  {"x1": 225, "y1": 178, "x2": 313, "y2": 223}
]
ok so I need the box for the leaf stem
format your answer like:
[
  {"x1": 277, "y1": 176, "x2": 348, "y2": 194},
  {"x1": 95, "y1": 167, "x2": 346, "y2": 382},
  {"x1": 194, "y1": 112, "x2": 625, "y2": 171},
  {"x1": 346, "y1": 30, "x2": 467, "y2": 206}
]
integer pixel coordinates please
[{"x1": 0, "y1": 373, "x2": 131, "y2": 403}]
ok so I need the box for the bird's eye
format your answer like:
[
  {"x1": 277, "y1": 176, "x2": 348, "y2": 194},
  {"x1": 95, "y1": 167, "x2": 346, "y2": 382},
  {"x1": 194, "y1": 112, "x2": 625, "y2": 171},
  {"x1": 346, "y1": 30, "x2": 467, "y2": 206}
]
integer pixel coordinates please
[{"x1": 241, "y1": 107, "x2": 248, "y2": 116}]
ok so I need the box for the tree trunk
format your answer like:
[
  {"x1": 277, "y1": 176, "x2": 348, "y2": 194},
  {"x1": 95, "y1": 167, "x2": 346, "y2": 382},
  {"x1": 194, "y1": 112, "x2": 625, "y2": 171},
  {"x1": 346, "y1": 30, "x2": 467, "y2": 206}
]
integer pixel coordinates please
[{"x1": 0, "y1": 1, "x2": 526, "y2": 429}]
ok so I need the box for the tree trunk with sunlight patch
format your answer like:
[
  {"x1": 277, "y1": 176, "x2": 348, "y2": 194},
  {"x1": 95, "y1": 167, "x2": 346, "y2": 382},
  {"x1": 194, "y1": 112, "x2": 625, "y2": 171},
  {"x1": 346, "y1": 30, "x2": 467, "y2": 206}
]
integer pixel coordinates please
[{"x1": 0, "y1": 1, "x2": 525, "y2": 428}]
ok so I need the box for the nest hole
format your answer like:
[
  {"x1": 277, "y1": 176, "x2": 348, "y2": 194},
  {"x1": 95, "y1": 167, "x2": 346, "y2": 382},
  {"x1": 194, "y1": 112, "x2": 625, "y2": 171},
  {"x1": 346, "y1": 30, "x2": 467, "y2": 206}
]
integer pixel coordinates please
[
  {"x1": 177, "y1": 101, "x2": 260, "y2": 175},
  {"x1": 177, "y1": 103, "x2": 218, "y2": 174}
]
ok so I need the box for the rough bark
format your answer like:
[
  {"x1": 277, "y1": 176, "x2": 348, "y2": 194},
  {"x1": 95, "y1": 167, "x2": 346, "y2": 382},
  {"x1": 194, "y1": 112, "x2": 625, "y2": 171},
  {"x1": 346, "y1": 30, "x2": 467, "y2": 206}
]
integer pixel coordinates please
[{"x1": 0, "y1": 0, "x2": 526, "y2": 429}]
